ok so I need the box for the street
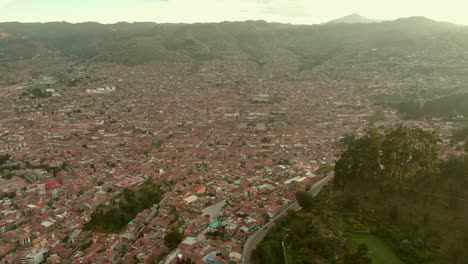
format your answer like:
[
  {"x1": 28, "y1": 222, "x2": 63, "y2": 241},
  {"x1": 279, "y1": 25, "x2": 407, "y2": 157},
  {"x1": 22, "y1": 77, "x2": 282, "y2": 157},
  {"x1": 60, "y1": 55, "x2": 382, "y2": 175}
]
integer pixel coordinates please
[{"x1": 241, "y1": 172, "x2": 334, "y2": 264}]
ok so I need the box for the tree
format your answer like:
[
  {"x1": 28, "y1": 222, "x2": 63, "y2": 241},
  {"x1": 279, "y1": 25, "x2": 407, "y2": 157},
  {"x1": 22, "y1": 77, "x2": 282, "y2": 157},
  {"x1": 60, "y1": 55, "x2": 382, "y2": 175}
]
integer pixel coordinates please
[
  {"x1": 85, "y1": 183, "x2": 163, "y2": 233},
  {"x1": 296, "y1": 192, "x2": 313, "y2": 211},
  {"x1": 0, "y1": 154, "x2": 11, "y2": 165},
  {"x1": 381, "y1": 127, "x2": 441, "y2": 190},
  {"x1": 441, "y1": 156, "x2": 466, "y2": 186},
  {"x1": 452, "y1": 125, "x2": 468, "y2": 143},
  {"x1": 343, "y1": 194, "x2": 359, "y2": 212},
  {"x1": 343, "y1": 243, "x2": 372, "y2": 264},
  {"x1": 251, "y1": 239, "x2": 283, "y2": 264},
  {"x1": 334, "y1": 126, "x2": 441, "y2": 191},
  {"x1": 334, "y1": 128, "x2": 382, "y2": 190},
  {"x1": 389, "y1": 205, "x2": 399, "y2": 223},
  {"x1": 164, "y1": 227, "x2": 183, "y2": 250},
  {"x1": 185, "y1": 259, "x2": 195, "y2": 264},
  {"x1": 397, "y1": 100, "x2": 422, "y2": 119},
  {"x1": 2, "y1": 171, "x2": 14, "y2": 180},
  {"x1": 448, "y1": 190, "x2": 460, "y2": 211},
  {"x1": 340, "y1": 133, "x2": 356, "y2": 147}
]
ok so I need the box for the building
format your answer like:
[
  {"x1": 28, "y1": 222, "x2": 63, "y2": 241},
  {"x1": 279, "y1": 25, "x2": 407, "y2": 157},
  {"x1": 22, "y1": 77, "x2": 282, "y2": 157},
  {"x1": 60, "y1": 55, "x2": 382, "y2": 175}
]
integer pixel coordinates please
[
  {"x1": 24, "y1": 247, "x2": 47, "y2": 264},
  {"x1": 183, "y1": 195, "x2": 198, "y2": 204}
]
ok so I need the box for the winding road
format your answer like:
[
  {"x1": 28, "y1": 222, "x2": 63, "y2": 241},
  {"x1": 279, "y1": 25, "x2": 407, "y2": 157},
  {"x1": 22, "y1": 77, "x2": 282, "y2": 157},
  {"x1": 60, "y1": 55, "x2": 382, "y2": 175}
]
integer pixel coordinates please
[{"x1": 241, "y1": 171, "x2": 335, "y2": 264}]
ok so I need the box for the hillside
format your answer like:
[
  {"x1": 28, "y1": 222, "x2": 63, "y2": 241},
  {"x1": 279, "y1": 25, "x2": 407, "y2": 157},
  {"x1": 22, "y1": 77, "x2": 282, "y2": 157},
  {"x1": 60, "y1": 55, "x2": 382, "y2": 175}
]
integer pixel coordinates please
[
  {"x1": 395, "y1": 93, "x2": 468, "y2": 119},
  {"x1": 2, "y1": 18, "x2": 468, "y2": 110},
  {"x1": 330, "y1": 127, "x2": 468, "y2": 264},
  {"x1": 254, "y1": 127, "x2": 468, "y2": 264},
  {"x1": 0, "y1": 18, "x2": 466, "y2": 70}
]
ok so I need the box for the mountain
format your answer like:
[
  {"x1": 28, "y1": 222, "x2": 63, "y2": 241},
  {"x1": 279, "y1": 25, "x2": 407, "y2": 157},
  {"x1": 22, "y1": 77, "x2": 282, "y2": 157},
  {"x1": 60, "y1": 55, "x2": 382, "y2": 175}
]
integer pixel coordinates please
[
  {"x1": 328, "y1": 13, "x2": 380, "y2": 24},
  {"x1": 0, "y1": 18, "x2": 466, "y2": 72}
]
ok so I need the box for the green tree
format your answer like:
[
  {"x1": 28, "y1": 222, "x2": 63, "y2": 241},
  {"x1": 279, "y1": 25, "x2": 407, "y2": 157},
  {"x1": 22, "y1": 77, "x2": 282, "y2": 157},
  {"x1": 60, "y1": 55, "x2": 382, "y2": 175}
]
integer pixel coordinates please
[
  {"x1": 381, "y1": 126, "x2": 441, "y2": 190},
  {"x1": 389, "y1": 205, "x2": 399, "y2": 223},
  {"x1": 452, "y1": 126, "x2": 468, "y2": 143},
  {"x1": 0, "y1": 154, "x2": 11, "y2": 165},
  {"x1": 296, "y1": 192, "x2": 314, "y2": 211},
  {"x1": 251, "y1": 240, "x2": 283, "y2": 264},
  {"x1": 397, "y1": 100, "x2": 422, "y2": 119},
  {"x1": 343, "y1": 194, "x2": 359, "y2": 212},
  {"x1": 340, "y1": 133, "x2": 356, "y2": 147},
  {"x1": 335, "y1": 126, "x2": 441, "y2": 191},
  {"x1": 85, "y1": 183, "x2": 163, "y2": 233},
  {"x1": 441, "y1": 156, "x2": 467, "y2": 185},
  {"x1": 164, "y1": 227, "x2": 183, "y2": 250},
  {"x1": 343, "y1": 243, "x2": 372, "y2": 264},
  {"x1": 334, "y1": 128, "x2": 382, "y2": 190}
]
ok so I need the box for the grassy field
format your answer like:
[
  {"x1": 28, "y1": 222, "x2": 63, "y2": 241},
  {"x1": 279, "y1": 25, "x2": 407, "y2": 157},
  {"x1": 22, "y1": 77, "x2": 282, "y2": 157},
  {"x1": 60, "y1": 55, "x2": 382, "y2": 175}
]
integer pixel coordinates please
[{"x1": 348, "y1": 234, "x2": 404, "y2": 264}]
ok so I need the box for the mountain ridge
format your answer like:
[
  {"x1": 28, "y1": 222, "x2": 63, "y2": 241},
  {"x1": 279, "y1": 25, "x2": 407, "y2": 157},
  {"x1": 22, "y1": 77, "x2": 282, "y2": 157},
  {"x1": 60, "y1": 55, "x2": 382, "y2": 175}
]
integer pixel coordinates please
[
  {"x1": 327, "y1": 13, "x2": 381, "y2": 24},
  {"x1": 0, "y1": 18, "x2": 467, "y2": 71}
]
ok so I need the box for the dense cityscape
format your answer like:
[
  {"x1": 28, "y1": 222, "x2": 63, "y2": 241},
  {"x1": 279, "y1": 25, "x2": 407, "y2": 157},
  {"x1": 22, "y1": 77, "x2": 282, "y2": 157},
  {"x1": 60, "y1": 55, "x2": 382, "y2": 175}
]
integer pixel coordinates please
[{"x1": 1, "y1": 12, "x2": 468, "y2": 264}]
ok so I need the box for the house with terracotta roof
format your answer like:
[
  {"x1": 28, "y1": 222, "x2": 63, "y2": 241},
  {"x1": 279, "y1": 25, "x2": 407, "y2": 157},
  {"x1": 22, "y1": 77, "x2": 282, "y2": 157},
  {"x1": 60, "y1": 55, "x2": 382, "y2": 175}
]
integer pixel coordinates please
[{"x1": 193, "y1": 185, "x2": 206, "y2": 195}]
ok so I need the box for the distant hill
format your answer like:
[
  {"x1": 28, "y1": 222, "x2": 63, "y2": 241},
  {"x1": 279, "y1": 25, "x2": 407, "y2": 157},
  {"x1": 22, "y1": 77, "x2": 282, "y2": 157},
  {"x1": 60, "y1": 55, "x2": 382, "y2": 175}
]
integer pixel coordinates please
[
  {"x1": 328, "y1": 14, "x2": 380, "y2": 24},
  {"x1": 0, "y1": 18, "x2": 466, "y2": 69},
  {"x1": 390, "y1": 16, "x2": 456, "y2": 28}
]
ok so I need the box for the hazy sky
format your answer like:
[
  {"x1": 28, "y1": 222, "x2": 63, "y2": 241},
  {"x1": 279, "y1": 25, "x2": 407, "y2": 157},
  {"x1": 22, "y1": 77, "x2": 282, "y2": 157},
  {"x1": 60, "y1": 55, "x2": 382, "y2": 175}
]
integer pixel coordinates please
[{"x1": 0, "y1": 0, "x2": 467, "y2": 25}]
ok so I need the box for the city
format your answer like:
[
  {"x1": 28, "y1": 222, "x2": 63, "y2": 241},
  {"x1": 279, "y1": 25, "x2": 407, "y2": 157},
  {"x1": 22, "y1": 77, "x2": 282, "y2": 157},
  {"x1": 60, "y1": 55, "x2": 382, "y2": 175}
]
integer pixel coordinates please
[{"x1": 1, "y1": 5, "x2": 468, "y2": 264}]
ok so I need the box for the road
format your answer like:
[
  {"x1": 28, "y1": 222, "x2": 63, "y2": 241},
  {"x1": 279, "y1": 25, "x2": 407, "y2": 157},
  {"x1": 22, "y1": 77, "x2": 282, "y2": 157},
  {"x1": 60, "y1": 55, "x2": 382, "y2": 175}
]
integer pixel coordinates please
[{"x1": 241, "y1": 172, "x2": 334, "y2": 264}]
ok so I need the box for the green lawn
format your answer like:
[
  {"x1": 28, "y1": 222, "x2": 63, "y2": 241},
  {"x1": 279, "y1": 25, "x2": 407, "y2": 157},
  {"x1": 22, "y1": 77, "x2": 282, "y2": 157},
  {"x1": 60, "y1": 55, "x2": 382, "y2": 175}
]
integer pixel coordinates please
[{"x1": 348, "y1": 234, "x2": 404, "y2": 264}]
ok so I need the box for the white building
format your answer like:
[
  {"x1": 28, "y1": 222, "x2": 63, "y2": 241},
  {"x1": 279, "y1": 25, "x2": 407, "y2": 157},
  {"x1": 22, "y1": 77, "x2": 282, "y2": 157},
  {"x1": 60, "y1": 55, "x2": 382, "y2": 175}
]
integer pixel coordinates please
[
  {"x1": 25, "y1": 247, "x2": 47, "y2": 264},
  {"x1": 183, "y1": 195, "x2": 198, "y2": 204}
]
